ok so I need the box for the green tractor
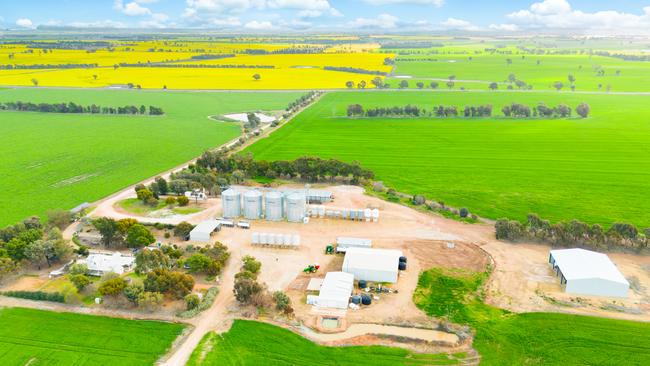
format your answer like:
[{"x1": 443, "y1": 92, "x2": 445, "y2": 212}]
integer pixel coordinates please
[
  {"x1": 325, "y1": 245, "x2": 334, "y2": 254},
  {"x1": 303, "y1": 264, "x2": 320, "y2": 273}
]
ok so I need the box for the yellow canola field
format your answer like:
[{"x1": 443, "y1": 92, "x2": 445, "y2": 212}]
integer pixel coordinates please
[{"x1": 0, "y1": 67, "x2": 383, "y2": 90}]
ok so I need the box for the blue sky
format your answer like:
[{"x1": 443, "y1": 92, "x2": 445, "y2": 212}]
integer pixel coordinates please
[{"x1": 2, "y1": 0, "x2": 650, "y2": 34}]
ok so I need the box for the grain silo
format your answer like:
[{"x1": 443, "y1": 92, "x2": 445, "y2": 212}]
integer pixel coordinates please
[
  {"x1": 243, "y1": 190, "x2": 263, "y2": 220},
  {"x1": 221, "y1": 188, "x2": 241, "y2": 218},
  {"x1": 286, "y1": 192, "x2": 306, "y2": 222},
  {"x1": 265, "y1": 191, "x2": 284, "y2": 221}
]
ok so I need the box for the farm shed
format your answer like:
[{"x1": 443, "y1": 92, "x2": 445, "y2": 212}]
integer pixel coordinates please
[
  {"x1": 342, "y1": 248, "x2": 403, "y2": 283},
  {"x1": 306, "y1": 189, "x2": 333, "y2": 204},
  {"x1": 335, "y1": 237, "x2": 372, "y2": 253},
  {"x1": 189, "y1": 220, "x2": 221, "y2": 243},
  {"x1": 80, "y1": 252, "x2": 135, "y2": 276},
  {"x1": 549, "y1": 248, "x2": 629, "y2": 298},
  {"x1": 315, "y1": 272, "x2": 354, "y2": 309}
]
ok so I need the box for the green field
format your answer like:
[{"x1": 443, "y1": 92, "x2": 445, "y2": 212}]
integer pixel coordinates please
[
  {"x1": 188, "y1": 320, "x2": 466, "y2": 365},
  {"x1": 0, "y1": 88, "x2": 300, "y2": 226},
  {"x1": 388, "y1": 52, "x2": 650, "y2": 92},
  {"x1": 0, "y1": 307, "x2": 184, "y2": 365},
  {"x1": 413, "y1": 268, "x2": 650, "y2": 365},
  {"x1": 245, "y1": 91, "x2": 650, "y2": 227}
]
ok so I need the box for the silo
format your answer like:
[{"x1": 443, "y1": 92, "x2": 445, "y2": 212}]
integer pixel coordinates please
[
  {"x1": 372, "y1": 209, "x2": 379, "y2": 222},
  {"x1": 265, "y1": 191, "x2": 284, "y2": 221},
  {"x1": 286, "y1": 192, "x2": 306, "y2": 222},
  {"x1": 222, "y1": 188, "x2": 241, "y2": 218},
  {"x1": 243, "y1": 190, "x2": 263, "y2": 220}
]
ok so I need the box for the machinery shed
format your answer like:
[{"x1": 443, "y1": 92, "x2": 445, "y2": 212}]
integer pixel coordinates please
[
  {"x1": 189, "y1": 220, "x2": 221, "y2": 243},
  {"x1": 306, "y1": 189, "x2": 333, "y2": 204},
  {"x1": 336, "y1": 237, "x2": 372, "y2": 253},
  {"x1": 342, "y1": 247, "x2": 403, "y2": 283},
  {"x1": 315, "y1": 272, "x2": 354, "y2": 309},
  {"x1": 549, "y1": 248, "x2": 629, "y2": 298}
]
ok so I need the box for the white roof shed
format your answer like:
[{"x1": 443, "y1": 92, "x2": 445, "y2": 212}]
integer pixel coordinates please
[
  {"x1": 189, "y1": 220, "x2": 221, "y2": 243},
  {"x1": 549, "y1": 248, "x2": 629, "y2": 298},
  {"x1": 315, "y1": 272, "x2": 354, "y2": 309},
  {"x1": 342, "y1": 247, "x2": 402, "y2": 283},
  {"x1": 336, "y1": 237, "x2": 372, "y2": 253}
]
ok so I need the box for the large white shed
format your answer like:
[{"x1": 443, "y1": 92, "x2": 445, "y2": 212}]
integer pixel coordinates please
[
  {"x1": 315, "y1": 272, "x2": 354, "y2": 309},
  {"x1": 342, "y1": 247, "x2": 402, "y2": 283},
  {"x1": 549, "y1": 248, "x2": 629, "y2": 298},
  {"x1": 189, "y1": 220, "x2": 221, "y2": 243}
]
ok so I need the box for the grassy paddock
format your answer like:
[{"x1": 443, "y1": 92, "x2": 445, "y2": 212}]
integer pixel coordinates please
[
  {"x1": 0, "y1": 88, "x2": 301, "y2": 226},
  {"x1": 188, "y1": 320, "x2": 465, "y2": 366},
  {"x1": 245, "y1": 91, "x2": 650, "y2": 227},
  {"x1": 0, "y1": 307, "x2": 184, "y2": 365},
  {"x1": 414, "y1": 268, "x2": 650, "y2": 365}
]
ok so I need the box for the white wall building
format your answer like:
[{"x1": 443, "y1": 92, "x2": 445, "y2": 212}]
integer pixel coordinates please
[
  {"x1": 342, "y1": 247, "x2": 402, "y2": 283},
  {"x1": 315, "y1": 272, "x2": 354, "y2": 309},
  {"x1": 335, "y1": 237, "x2": 372, "y2": 253},
  {"x1": 549, "y1": 248, "x2": 629, "y2": 298},
  {"x1": 189, "y1": 220, "x2": 221, "y2": 243},
  {"x1": 80, "y1": 252, "x2": 135, "y2": 276}
]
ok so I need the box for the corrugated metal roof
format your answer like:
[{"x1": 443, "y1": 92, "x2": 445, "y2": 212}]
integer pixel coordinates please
[
  {"x1": 191, "y1": 220, "x2": 221, "y2": 235},
  {"x1": 550, "y1": 248, "x2": 629, "y2": 285},
  {"x1": 317, "y1": 272, "x2": 354, "y2": 305},
  {"x1": 343, "y1": 247, "x2": 402, "y2": 272}
]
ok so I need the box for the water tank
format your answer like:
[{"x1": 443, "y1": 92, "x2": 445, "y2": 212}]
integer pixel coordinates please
[
  {"x1": 364, "y1": 208, "x2": 372, "y2": 222},
  {"x1": 372, "y1": 209, "x2": 379, "y2": 222},
  {"x1": 222, "y1": 189, "x2": 241, "y2": 218},
  {"x1": 265, "y1": 191, "x2": 284, "y2": 221},
  {"x1": 342, "y1": 209, "x2": 349, "y2": 220},
  {"x1": 399, "y1": 262, "x2": 407, "y2": 271},
  {"x1": 286, "y1": 192, "x2": 306, "y2": 222},
  {"x1": 351, "y1": 295, "x2": 362, "y2": 305},
  {"x1": 243, "y1": 190, "x2": 263, "y2": 220},
  {"x1": 361, "y1": 294, "x2": 372, "y2": 305},
  {"x1": 358, "y1": 280, "x2": 367, "y2": 289},
  {"x1": 399, "y1": 256, "x2": 407, "y2": 264}
]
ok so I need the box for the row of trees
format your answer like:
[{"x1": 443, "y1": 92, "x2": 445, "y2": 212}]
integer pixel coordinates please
[
  {"x1": 0, "y1": 101, "x2": 164, "y2": 116},
  {"x1": 347, "y1": 103, "x2": 589, "y2": 119},
  {"x1": 324, "y1": 66, "x2": 387, "y2": 76},
  {"x1": 347, "y1": 104, "x2": 423, "y2": 117},
  {"x1": 1, "y1": 217, "x2": 72, "y2": 282},
  {"x1": 118, "y1": 63, "x2": 274, "y2": 69},
  {"x1": 133, "y1": 179, "x2": 190, "y2": 207},
  {"x1": 91, "y1": 217, "x2": 155, "y2": 249},
  {"x1": 496, "y1": 214, "x2": 650, "y2": 252},
  {"x1": 0, "y1": 63, "x2": 98, "y2": 70},
  {"x1": 243, "y1": 46, "x2": 326, "y2": 55}
]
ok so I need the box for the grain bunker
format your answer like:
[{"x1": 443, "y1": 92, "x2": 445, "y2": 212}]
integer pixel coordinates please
[{"x1": 243, "y1": 190, "x2": 263, "y2": 220}]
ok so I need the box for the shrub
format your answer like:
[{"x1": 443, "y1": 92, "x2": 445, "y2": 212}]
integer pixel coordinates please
[
  {"x1": 98, "y1": 277, "x2": 127, "y2": 296},
  {"x1": 412, "y1": 195, "x2": 426, "y2": 205},
  {"x1": 174, "y1": 221, "x2": 194, "y2": 238},
  {"x1": 273, "y1": 290, "x2": 293, "y2": 315},
  {"x1": 185, "y1": 294, "x2": 200, "y2": 310},
  {"x1": 372, "y1": 181, "x2": 385, "y2": 192},
  {"x1": 177, "y1": 196, "x2": 190, "y2": 206},
  {"x1": 1, "y1": 290, "x2": 64, "y2": 303},
  {"x1": 242, "y1": 255, "x2": 261, "y2": 275},
  {"x1": 137, "y1": 291, "x2": 163, "y2": 312},
  {"x1": 234, "y1": 277, "x2": 263, "y2": 304},
  {"x1": 164, "y1": 196, "x2": 177, "y2": 205},
  {"x1": 459, "y1": 207, "x2": 469, "y2": 218},
  {"x1": 69, "y1": 263, "x2": 88, "y2": 276},
  {"x1": 164, "y1": 232, "x2": 171, "y2": 239},
  {"x1": 177, "y1": 287, "x2": 219, "y2": 318},
  {"x1": 124, "y1": 283, "x2": 144, "y2": 305},
  {"x1": 69, "y1": 274, "x2": 91, "y2": 291}
]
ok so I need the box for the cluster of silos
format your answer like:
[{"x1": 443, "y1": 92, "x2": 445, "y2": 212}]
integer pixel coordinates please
[
  {"x1": 308, "y1": 206, "x2": 379, "y2": 222},
  {"x1": 221, "y1": 189, "x2": 306, "y2": 222},
  {"x1": 251, "y1": 232, "x2": 300, "y2": 248}
]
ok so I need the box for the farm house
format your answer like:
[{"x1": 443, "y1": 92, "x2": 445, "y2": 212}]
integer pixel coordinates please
[
  {"x1": 79, "y1": 252, "x2": 135, "y2": 276},
  {"x1": 315, "y1": 272, "x2": 354, "y2": 309},
  {"x1": 189, "y1": 220, "x2": 222, "y2": 243},
  {"x1": 342, "y1": 247, "x2": 403, "y2": 283},
  {"x1": 549, "y1": 248, "x2": 629, "y2": 298}
]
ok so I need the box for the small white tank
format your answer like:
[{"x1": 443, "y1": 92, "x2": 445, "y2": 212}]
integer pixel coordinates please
[{"x1": 372, "y1": 208, "x2": 379, "y2": 222}]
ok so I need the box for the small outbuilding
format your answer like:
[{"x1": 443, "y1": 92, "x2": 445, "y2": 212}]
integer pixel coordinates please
[
  {"x1": 189, "y1": 220, "x2": 221, "y2": 243},
  {"x1": 549, "y1": 248, "x2": 629, "y2": 298},
  {"x1": 335, "y1": 237, "x2": 372, "y2": 253},
  {"x1": 342, "y1": 247, "x2": 403, "y2": 283},
  {"x1": 315, "y1": 272, "x2": 354, "y2": 309},
  {"x1": 306, "y1": 189, "x2": 333, "y2": 204}
]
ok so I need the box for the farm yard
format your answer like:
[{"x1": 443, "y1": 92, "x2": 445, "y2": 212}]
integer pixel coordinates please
[
  {"x1": 0, "y1": 307, "x2": 184, "y2": 365},
  {"x1": 0, "y1": 87, "x2": 301, "y2": 225},
  {"x1": 246, "y1": 91, "x2": 650, "y2": 228}
]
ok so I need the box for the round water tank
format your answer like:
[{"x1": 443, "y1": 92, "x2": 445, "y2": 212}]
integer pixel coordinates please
[
  {"x1": 351, "y1": 295, "x2": 361, "y2": 305},
  {"x1": 265, "y1": 191, "x2": 284, "y2": 221},
  {"x1": 361, "y1": 294, "x2": 372, "y2": 305},
  {"x1": 364, "y1": 208, "x2": 372, "y2": 221},
  {"x1": 222, "y1": 189, "x2": 241, "y2": 218},
  {"x1": 399, "y1": 256, "x2": 407, "y2": 263},
  {"x1": 358, "y1": 280, "x2": 367, "y2": 289},
  {"x1": 398, "y1": 262, "x2": 407, "y2": 271},
  {"x1": 243, "y1": 190, "x2": 263, "y2": 220},
  {"x1": 286, "y1": 193, "x2": 306, "y2": 222}
]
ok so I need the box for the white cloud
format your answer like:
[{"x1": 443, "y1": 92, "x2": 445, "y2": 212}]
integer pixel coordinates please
[
  {"x1": 67, "y1": 20, "x2": 127, "y2": 28},
  {"x1": 489, "y1": 23, "x2": 519, "y2": 31},
  {"x1": 363, "y1": 0, "x2": 444, "y2": 6},
  {"x1": 507, "y1": 0, "x2": 650, "y2": 34},
  {"x1": 349, "y1": 13, "x2": 399, "y2": 29},
  {"x1": 212, "y1": 17, "x2": 242, "y2": 27},
  {"x1": 244, "y1": 20, "x2": 274, "y2": 30},
  {"x1": 15, "y1": 18, "x2": 34, "y2": 28},
  {"x1": 440, "y1": 17, "x2": 480, "y2": 31},
  {"x1": 114, "y1": 0, "x2": 152, "y2": 16}
]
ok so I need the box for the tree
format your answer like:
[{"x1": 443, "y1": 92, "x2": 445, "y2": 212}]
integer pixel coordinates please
[
  {"x1": 93, "y1": 74, "x2": 98, "y2": 80},
  {"x1": 231, "y1": 170, "x2": 245, "y2": 184},
  {"x1": 185, "y1": 294, "x2": 200, "y2": 310},
  {"x1": 553, "y1": 81, "x2": 564, "y2": 91},
  {"x1": 446, "y1": 81, "x2": 455, "y2": 89},
  {"x1": 93, "y1": 217, "x2": 118, "y2": 247},
  {"x1": 399, "y1": 80, "x2": 409, "y2": 89},
  {"x1": 489, "y1": 82, "x2": 498, "y2": 90},
  {"x1": 177, "y1": 195, "x2": 190, "y2": 206},
  {"x1": 137, "y1": 291, "x2": 163, "y2": 312},
  {"x1": 568, "y1": 74, "x2": 576, "y2": 84},
  {"x1": 459, "y1": 207, "x2": 469, "y2": 218},
  {"x1": 144, "y1": 269, "x2": 194, "y2": 299},
  {"x1": 98, "y1": 277, "x2": 127, "y2": 296},
  {"x1": 174, "y1": 221, "x2": 194, "y2": 238},
  {"x1": 186, "y1": 253, "x2": 212, "y2": 273},
  {"x1": 69, "y1": 274, "x2": 90, "y2": 291},
  {"x1": 371, "y1": 77, "x2": 383, "y2": 89},
  {"x1": 69, "y1": 263, "x2": 88, "y2": 276},
  {"x1": 136, "y1": 188, "x2": 156, "y2": 205},
  {"x1": 508, "y1": 73, "x2": 516, "y2": 83},
  {"x1": 242, "y1": 255, "x2": 261, "y2": 275},
  {"x1": 416, "y1": 82, "x2": 424, "y2": 89},
  {"x1": 0, "y1": 257, "x2": 18, "y2": 282},
  {"x1": 576, "y1": 103, "x2": 590, "y2": 118},
  {"x1": 412, "y1": 195, "x2": 426, "y2": 205},
  {"x1": 345, "y1": 81, "x2": 354, "y2": 89},
  {"x1": 31, "y1": 78, "x2": 39, "y2": 87},
  {"x1": 273, "y1": 290, "x2": 292, "y2": 314},
  {"x1": 116, "y1": 218, "x2": 138, "y2": 236},
  {"x1": 135, "y1": 249, "x2": 171, "y2": 274},
  {"x1": 153, "y1": 177, "x2": 168, "y2": 195},
  {"x1": 252, "y1": 74, "x2": 261, "y2": 81},
  {"x1": 47, "y1": 209, "x2": 73, "y2": 230},
  {"x1": 430, "y1": 81, "x2": 439, "y2": 89},
  {"x1": 357, "y1": 80, "x2": 367, "y2": 89},
  {"x1": 126, "y1": 224, "x2": 155, "y2": 249},
  {"x1": 124, "y1": 283, "x2": 144, "y2": 305},
  {"x1": 233, "y1": 277, "x2": 263, "y2": 304},
  {"x1": 24, "y1": 240, "x2": 48, "y2": 269}
]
